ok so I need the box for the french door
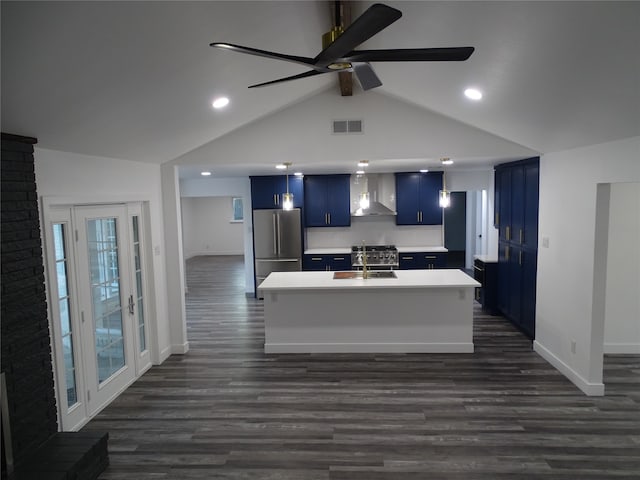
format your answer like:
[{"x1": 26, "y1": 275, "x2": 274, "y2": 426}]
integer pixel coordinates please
[{"x1": 45, "y1": 203, "x2": 151, "y2": 430}]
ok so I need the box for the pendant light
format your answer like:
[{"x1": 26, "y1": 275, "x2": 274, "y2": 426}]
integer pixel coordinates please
[
  {"x1": 282, "y1": 162, "x2": 294, "y2": 210},
  {"x1": 439, "y1": 158, "x2": 452, "y2": 208},
  {"x1": 357, "y1": 160, "x2": 370, "y2": 210}
]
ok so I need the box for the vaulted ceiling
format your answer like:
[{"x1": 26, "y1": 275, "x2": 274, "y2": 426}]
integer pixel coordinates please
[{"x1": 2, "y1": 1, "x2": 639, "y2": 177}]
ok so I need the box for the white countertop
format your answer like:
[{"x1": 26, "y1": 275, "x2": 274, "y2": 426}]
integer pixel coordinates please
[
  {"x1": 396, "y1": 246, "x2": 448, "y2": 253},
  {"x1": 473, "y1": 254, "x2": 498, "y2": 263},
  {"x1": 304, "y1": 248, "x2": 351, "y2": 255},
  {"x1": 259, "y1": 269, "x2": 479, "y2": 291}
]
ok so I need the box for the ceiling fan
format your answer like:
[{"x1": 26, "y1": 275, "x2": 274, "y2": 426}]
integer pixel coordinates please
[{"x1": 210, "y1": 2, "x2": 474, "y2": 91}]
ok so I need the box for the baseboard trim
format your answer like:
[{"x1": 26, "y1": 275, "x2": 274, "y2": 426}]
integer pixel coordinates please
[
  {"x1": 158, "y1": 345, "x2": 172, "y2": 363},
  {"x1": 171, "y1": 342, "x2": 190, "y2": 355},
  {"x1": 533, "y1": 340, "x2": 604, "y2": 396},
  {"x1": 264, "y1": 342, "x2": 474, "y2": 354},
  {"x1": 604, "y1": 343, "x2": 640, "y2": 354}
]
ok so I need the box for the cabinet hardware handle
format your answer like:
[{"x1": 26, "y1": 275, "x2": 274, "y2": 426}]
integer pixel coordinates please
[
  {"x1": 334, "y1": 257, "x2": 344, "y2": 260},
  {"x1": 425, "y1": 255, "x2": 436, "y2": 259},
  {"x1": 311, "y1": 257, "x2": 322, "y2": 261},
  {"x1": 420, "y1": 211, "x2": 423, "y2": 223},
  {"x1": 505, "y1": 246, "x2": 510, "y2": 261},
  {"x1": 473, "y1": 265, "x2": 483, "y2": 271},
  {"x1": 417, "y1": 211, "x2": 420, "y2": 223},
  {"x1": 328, "y1": 213, "x2": 331, "y2": 224},
  {"x1": 520, "y1": 229, "x2": 523, "y2": 244},
  {"x1": 506, "y1": 226, "x2": 510, "y2": 240},
  {"x1": 519, "y1": 250, "x2": 523, "y2": 266}
]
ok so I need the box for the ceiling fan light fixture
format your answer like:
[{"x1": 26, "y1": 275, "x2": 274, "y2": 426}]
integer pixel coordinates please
[{"x1": 464, "y1": 88, "x2": 482, "y2": 100}]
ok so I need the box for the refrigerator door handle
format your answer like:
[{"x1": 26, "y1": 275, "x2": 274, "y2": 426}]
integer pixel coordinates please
[
  {"x1": 272, "y1": 213, "x2": 278, "y2": 256},
  {"x1": 276, "y1": 213, "x2": 282, "y2": 255}
]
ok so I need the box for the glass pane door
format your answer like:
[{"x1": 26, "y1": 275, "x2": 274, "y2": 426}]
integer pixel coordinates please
[
  {"x1": 87, "y1": 217, "x2": 126, "y2": 383},
  {"x1": 75, "y1": 205, "x2": 135, "y2": 416},
  {"x1": 129, "y1": 203, "x2": 151, "y2": 375}
]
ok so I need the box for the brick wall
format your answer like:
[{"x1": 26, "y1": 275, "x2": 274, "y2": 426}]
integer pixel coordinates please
[{"x1": 1, "y1": 133, "x2": 58, "y2": 470}]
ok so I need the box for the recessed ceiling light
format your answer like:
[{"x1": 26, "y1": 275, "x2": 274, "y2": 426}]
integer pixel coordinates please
[
  {"x1": 357, "y1": 160, "x2": 369, "y2": 167},
  {"x1": 294, "y1": 172, "x2": 303, "y2": 177},
  {"x1": 275, "y1": 164, "x2": 287, "y2": 170},
  {"x1": 212, "y1": 97, "x2": 229, "y2": 109},
  {"x1": 356, "y1": 170, "x2": 365, "y2": 175},
  {"x1": 420, "y1": 169, "x2": 429, "y2": 173},
  {"x1": 200, "y1": 171, "x2": 212, "y2": 176},
  {"x1": 441, "y1": 158, "x2": 454, "y2": 166},
  {"x1": 464, "y1": 88, "x2": 482, "y2": 101}
]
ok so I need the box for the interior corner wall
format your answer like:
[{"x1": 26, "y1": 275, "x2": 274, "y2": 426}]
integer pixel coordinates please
[
  {"x1": 160, "y1": 163, "x2": 188, "y2": 354},
  {"x1": 181, "y1": 196, "x2": 244, "y2": 258},
  {"x1": 534, "y1": 136, "x2": 640, "y2": 395},
  {"x1": 33, "y1": 148, "x2": 172, "y2": 363},
  {"x1": 604, "y1": 182, "x2": 640, "y2": 353}
]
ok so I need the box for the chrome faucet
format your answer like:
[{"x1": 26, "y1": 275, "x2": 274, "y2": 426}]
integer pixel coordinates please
[{"x1": 361, "y1": 241, "x2": 368, "y2": 279}]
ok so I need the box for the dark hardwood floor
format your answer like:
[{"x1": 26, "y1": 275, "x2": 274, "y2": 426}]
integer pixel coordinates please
[{"x1": 85, "y1": 255, "x2": 640, "y2": 479}]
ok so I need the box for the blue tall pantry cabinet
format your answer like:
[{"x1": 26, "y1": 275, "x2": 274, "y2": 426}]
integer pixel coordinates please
[{"x1": 495, "y1": 157, "x2": 539, "y2": 338}]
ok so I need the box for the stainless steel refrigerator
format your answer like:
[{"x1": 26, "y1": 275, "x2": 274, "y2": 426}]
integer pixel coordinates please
[{"x1": 253, "y1": 208, "x2": 302, "y2": 296}]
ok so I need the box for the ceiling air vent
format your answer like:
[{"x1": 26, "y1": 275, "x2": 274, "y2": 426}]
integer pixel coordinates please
[{"x1": 332, "y1": 119, "x2": 363, "y2": 134}]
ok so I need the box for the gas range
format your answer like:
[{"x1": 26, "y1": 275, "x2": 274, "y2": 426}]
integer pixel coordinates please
[{"x1": 351, "y1": 244, "x2": 399, "y2": 270}]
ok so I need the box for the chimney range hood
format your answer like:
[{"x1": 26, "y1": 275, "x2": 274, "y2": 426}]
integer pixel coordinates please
[{"x1": 351, "y1": 173, "x2": 397, "y2": 217}]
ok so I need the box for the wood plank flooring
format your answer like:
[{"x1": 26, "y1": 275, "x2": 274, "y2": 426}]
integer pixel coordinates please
[{"x1": 84, "y1": 255, "x2": 640, "y2": 479}]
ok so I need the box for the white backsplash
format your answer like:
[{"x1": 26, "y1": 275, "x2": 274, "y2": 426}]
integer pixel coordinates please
[{"x1": 305, "y1": 216, "x2": 443, "y2": 249}]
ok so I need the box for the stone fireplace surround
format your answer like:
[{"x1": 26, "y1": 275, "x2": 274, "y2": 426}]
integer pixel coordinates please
[{"x1": 1, "y1": 133, "x2": 108, "y2": 479}]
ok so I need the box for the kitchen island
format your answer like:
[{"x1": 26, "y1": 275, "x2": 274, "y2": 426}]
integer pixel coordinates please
[{"x1": 259, "y1": 269, "x2": 480, "y2": 354}]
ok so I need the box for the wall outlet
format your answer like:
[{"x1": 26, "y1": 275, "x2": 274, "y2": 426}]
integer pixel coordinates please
[{"x1": 571, "y1": 340, "x2": 577, "y2": 354}]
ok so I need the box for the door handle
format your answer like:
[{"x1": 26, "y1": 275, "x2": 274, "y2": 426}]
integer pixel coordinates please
[
  {"x1": 272, "y1": 213, "x2": 278, "y2": 255},
  {"x1": 128, "y1": 295, "x2": 135, "y2": 315}
]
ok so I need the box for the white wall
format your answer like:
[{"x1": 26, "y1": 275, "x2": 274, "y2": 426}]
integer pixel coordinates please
[
  {"x1": 181, "y1": 197, "x2": 244, "y2": 258},
  {"x1": 179, "y1": 176, "x2": 254, "y2": 293},
  {"x1": 174, "y1": 89, "x2": 537, "y2": 169},
  {"x1": 34, "y1": 147, "x2": 172, "y2": 363},
  {"x1": 534, "y1": 136, "x2": 640, "y2": 395},
  {"x1": 604, "y1": 182, "x2": 640, "y2": 353}
]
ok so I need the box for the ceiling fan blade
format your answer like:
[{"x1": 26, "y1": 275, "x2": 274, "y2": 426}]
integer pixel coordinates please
[
  {"x1": 210, "y1": 43, "x2": 316, "y2": 67},
  {"x1": 314, "y1": 3, "x2": 402, "y2": 67},
  {"x1": 347, "y1": 47, "x2": 475, "y2": 63},
  {"x1": 352, "y1": 63, "x2": 382, "y2": 90},
  {"x1": 248, "y1": 70, "x2": 326, "y2": 88}
]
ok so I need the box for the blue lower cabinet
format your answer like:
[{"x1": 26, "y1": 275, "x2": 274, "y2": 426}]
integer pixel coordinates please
[
  {"x1": 303, "y1": 254, "x2": 351, "y2": 271},
  {"x1": 399, "y1": 252, "x2": 446, "y2": 269}
]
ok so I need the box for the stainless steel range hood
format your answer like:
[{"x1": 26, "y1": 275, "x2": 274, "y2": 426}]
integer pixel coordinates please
[{"x1": 351, "y1": 173, "x2": 397, "y2": 217}]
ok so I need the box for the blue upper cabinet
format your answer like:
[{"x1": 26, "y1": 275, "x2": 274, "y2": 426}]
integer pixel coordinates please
[
  {"x1": 395, "y1": 172, "x2": 443, "y2": 225},
  {"x1": 250, "y1": 175, "x2": 303, "y2": 210},
  {"x1": 304, "y1": 174, "x2": 351, "y2": 227}
]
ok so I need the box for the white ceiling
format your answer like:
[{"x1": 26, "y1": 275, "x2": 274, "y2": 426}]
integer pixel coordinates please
[{"x1": 2, "y1": 1, "x2": 639, "y2": 178}]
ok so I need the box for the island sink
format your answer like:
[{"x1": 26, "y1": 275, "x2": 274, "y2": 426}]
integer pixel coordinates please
[{"x1": 333, "y1": 271, "x2": 397, "y2": 280}]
